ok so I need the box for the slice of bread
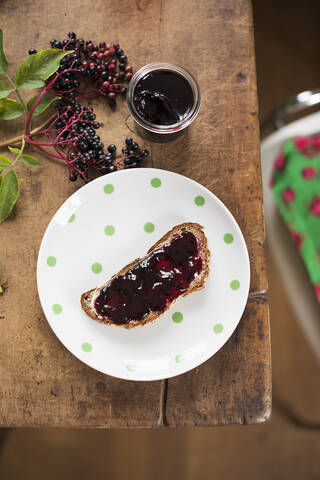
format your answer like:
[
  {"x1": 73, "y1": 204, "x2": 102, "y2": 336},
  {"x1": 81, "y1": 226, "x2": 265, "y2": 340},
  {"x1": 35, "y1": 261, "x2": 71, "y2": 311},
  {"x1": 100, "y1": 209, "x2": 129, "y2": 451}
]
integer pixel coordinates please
[{"x1": 81, "y1": 222, "x2": 210, "y2": 328}]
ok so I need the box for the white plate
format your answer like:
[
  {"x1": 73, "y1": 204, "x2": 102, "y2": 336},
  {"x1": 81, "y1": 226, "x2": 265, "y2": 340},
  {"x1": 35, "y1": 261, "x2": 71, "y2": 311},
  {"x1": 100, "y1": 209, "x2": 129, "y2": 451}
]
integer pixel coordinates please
[{"x1": 37, "y1": 168, "x2": 250, "y2": 381}]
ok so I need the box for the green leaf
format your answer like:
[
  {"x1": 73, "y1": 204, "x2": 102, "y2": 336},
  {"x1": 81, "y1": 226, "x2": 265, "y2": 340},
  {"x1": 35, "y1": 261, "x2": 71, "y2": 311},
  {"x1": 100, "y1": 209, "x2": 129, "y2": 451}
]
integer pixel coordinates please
[
  {"x1": 0, "y1": 29, "x2": 8, "y2": 75},
  {"x1": 22, "y1": 154, "x2": 42, "y2": 167},
  {"x1": 0, "y1": 175, "x2": 2, "y2": 185},
  {"x1": 0, "y1": 98, "x2": 24, "y2": 120},
  {"x1": 0, "y1": 79, "x2": 12, "y2": 99},
  {"x1": 16, "y1": 49, "x2": 72, "y2": 89},
  {"x1": 27, "y1": 91, "x2": 60, "y2": 116},
  {"x1": 0, "y1": 169, "x2": 19, "y2": 223},
  {"x1": 8, "y1": 146, "x2": 20, "y2": 156},
  {"x1": 8, "y1": 146, "x2": 42, "y2": 167},
  {"x1": 0, "y1": 155, "x2": 12, "y2": 167}
]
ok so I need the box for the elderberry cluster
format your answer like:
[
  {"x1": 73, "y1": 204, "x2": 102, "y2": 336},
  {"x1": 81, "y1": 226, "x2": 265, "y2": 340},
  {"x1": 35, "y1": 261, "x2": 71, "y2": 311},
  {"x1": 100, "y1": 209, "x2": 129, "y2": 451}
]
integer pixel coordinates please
[
  {"x1": 52, "y1": 103, "x2": 149, "y2": 182},
  {"x1": 27, "y1": 32, "x2": 150, "y2": 182},
  {"x1": 29, "y1": 31, "x2": 132, "y2": 108},
  {"x1": 52, "y1": 103, "x2": 100, "y2": 181},
  {"x1": 121, "y1": 137, "x2": 149, "y2": 169}
]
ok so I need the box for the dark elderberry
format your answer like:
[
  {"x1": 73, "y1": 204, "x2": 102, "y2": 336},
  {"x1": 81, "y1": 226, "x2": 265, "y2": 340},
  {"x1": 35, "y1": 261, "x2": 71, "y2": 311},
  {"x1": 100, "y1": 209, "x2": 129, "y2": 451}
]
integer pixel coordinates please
[
  {"x1": 130, "y1": 142, "x2": 139, "y2": 152},
  {"x1": 107, "y1": 144, "x2": 116, "y2": 153},
  {"x1": 125, "y1": 162, "x2": 138, "y2": 169},
  {"x1": 28, "y1": 48, "x2": 37, "y2": 55},
  {"x1": 106, "y1": 165, "x2": 117, "y2": 173}
]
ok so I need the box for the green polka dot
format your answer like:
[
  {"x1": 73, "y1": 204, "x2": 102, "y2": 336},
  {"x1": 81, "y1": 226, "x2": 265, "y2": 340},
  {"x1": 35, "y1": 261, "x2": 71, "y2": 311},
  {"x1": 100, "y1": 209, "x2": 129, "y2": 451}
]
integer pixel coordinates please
[
  {"x1": 104, "y1": 225, "x2": 115, "y2": 236},
  {"x1": 213, "y1": 323, "x2": 224, "y2": 334},
  {"x1": 126, "y1": 364, "x2": 136, "y2": 372},
  {"x1": 224, "y1": 233, "x2": 234, "y2": 244},
  {"x1": 172, "y1": 312, "x2": 183, "y2": 323},
  {"x1": 144, "y1": 222, "x2": 155, "y2": 233},
  {"x1": 104, "y1": 184, "x2": 114, "y2": 194},
  {"x1": 91, "y1": 263, "x2": 102, "y2": 274},
  {"x1": 195, "y1": 195, "x2": 205, "y2": 206},
  {"x1": 82, "y1": 342, "x2": 92, "y2": 352},
  {"x1": 52, "y1": 304, "x2": 62, "y2": 314},
  {"x1": 47, "y1": 256, "x2": 56, "y2": 267},
  {"x1": 151, "y1": 177, "x2": 161, "y2": 188},
  {"x1": 230, "y1": 280, "x2": 240, "y2": 290},
  {"x1": 175, "y1": 354, "x2": 184, "y2": 363},
  {"x1": 68, "y1": 213, "x2": 75, "y2": 223}
]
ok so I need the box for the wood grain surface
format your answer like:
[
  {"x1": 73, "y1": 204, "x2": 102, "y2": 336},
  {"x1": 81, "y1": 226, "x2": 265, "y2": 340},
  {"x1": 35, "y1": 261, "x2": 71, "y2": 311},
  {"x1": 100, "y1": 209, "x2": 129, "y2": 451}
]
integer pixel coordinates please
[{"x1": 0, "y1": 0, "x2": 270, "y2": 427}]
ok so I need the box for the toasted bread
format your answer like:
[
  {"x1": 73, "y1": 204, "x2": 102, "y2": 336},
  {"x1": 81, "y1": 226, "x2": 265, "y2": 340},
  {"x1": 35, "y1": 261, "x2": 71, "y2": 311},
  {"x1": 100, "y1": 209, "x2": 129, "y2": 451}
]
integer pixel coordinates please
[{"x1": 81, "y1": 222, "x2": 210, "y2": 328}]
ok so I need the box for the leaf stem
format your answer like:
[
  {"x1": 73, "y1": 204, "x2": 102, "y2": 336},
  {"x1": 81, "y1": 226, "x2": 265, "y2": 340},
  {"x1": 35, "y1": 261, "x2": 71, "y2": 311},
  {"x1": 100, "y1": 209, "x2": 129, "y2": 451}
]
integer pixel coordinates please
[
  {"x1": 25, "y1": 79, "x2": 53, "y2": 136},
  {"x1": 14, "y1": 88, "x2": 27, "y2": 112},
  {"x1": 12, "y1": 138, "x2": 25, "y2": 165},
  {"x1": 5, "y1": 73, "x2": 27, "y2": 112}
]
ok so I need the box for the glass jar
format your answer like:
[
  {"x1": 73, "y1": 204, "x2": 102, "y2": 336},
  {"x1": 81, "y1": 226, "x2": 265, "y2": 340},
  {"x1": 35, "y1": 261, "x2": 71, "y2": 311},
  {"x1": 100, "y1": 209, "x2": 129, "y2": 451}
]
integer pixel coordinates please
[{"x1": 126, "y1": 62, "x2": 201, "y2": 140}]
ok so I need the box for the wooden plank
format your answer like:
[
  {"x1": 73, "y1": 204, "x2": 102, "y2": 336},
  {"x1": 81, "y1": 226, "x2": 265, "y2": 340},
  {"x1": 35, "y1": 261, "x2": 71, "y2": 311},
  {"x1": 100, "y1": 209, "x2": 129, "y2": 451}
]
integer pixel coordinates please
[
  {"x1": 0, "y1": 0, "x2": 270, "y2": 426},
  {"x1": 152, "y1": 0, "x2": 271, "y2": 425},
  {"x1": 0, "y1": 0, "x2": 165, "y2": 428}
]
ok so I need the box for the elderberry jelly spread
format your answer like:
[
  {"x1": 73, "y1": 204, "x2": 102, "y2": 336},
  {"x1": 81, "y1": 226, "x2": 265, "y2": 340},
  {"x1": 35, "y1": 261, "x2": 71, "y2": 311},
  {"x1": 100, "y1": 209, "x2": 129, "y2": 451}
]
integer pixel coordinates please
[
  {"x1": 94, "y1": 231, "x2": 202, "y2": 325},
  {"x1": 133, "y1": 70, "x2": 194, "y2": 126},
  {"x1": 127, "y1": 62, "x2": 200, "y2": 136}
]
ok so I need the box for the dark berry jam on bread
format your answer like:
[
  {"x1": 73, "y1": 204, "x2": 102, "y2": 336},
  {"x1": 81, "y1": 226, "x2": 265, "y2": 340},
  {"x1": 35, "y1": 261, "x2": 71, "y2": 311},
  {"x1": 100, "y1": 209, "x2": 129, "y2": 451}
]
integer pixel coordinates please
[
  {"x1": 81, "y1": 223, "x2": 210, "y2": 329},
  {"x1": 94, "y1": 231, "x2": 202, "y2": 325}
]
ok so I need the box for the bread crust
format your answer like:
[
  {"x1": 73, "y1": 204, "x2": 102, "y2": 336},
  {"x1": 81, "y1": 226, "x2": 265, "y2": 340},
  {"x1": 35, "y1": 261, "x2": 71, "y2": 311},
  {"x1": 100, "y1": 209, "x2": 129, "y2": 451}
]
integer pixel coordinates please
[{"x1": 81, "y1": 222, "x2": 210, "y2": 328}]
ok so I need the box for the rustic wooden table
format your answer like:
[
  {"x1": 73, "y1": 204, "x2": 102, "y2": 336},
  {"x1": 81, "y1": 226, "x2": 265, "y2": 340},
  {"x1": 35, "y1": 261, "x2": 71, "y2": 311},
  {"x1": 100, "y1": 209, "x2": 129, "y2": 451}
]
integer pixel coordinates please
[{"x1": 0, "y1": 0, "x2": 271, "y2": 427}]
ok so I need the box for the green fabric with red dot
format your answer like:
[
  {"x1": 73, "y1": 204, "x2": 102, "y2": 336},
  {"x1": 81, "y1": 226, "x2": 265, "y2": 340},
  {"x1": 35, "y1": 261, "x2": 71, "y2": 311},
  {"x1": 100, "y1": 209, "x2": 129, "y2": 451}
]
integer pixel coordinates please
[{"x1": 271, "y1": 135, "x2": 320, "y2": 304}]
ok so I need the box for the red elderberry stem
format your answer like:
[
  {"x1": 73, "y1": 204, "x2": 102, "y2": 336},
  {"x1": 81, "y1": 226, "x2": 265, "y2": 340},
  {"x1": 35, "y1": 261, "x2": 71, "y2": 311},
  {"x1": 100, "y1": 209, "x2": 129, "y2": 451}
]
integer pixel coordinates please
[
  {"x1": 32, "y1": 143, "x2": 62, "y2": 161},
  {"x1": 54, "y1": 146, "x2": 87, "y2": 180}
]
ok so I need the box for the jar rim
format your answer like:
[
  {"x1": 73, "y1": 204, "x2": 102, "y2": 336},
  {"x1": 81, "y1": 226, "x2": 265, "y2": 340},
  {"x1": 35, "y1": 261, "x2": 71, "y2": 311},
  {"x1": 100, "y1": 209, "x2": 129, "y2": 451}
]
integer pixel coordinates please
[{"x1": 126, "y1": 62, "x2": 201, "y2": 135}]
